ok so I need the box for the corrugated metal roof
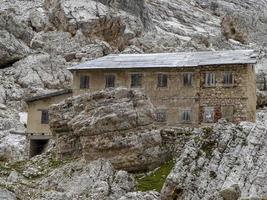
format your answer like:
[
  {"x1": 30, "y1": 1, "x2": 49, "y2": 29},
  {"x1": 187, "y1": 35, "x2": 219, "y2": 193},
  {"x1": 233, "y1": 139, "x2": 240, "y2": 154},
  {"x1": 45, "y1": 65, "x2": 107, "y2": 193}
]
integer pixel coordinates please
[{"x1": 68, "y1": 50, "x2": 257, "y2": 71}]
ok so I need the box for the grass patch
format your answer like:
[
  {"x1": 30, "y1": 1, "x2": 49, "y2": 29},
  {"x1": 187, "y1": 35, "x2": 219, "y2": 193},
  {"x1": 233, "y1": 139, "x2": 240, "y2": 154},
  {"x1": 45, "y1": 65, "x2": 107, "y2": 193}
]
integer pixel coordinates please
[{"x1": 135, "y1": 159, "x2": 175, "y2": 192}]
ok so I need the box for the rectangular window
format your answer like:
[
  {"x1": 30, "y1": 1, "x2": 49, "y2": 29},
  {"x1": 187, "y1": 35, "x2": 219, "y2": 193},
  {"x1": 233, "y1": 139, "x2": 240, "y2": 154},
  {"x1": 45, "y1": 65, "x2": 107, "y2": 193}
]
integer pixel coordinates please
[
  {"x1": 131, "y1": 74, "x2": 142, "y2": 88},
  {"x1": 158, "y1": 74, "x2": 168, "y2": 88},
  {"x1": 105, "y1": 75, "x2": 115, "y2": 88},
  {"x1": 80, "y1": 75, "x2": 90, "y2": 89},
  {"x1": 183, "y1": 73, "x2": 193, "y2": 86},
  {"x1": 156, "y1": 110, "x2": 167, "y2": 122},
  {"x1": 41, "y1": 110, "x2": 49, "y2": 124},
  {"x1": 221, "y1": 106, "x2": 234, "y2": 121},
  {"x1": 204, "y1": 107, "x2": 214, "y2": 123},
  {"x1": 223, "y1": 72, "x2": 233, "y2": 85},
  {"x1": 181, "y1": 109, "x2": 192, "y2": 123},
  {"x1": 205, "y1": 72, "x2": 216, "y2": 86}
]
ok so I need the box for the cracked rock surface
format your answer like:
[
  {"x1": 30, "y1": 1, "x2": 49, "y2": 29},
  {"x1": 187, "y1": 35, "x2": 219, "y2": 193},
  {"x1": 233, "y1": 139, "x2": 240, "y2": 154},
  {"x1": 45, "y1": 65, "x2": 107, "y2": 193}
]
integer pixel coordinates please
[{"x1": 161, "y1": 113, "x2": 267, "y2": 200}]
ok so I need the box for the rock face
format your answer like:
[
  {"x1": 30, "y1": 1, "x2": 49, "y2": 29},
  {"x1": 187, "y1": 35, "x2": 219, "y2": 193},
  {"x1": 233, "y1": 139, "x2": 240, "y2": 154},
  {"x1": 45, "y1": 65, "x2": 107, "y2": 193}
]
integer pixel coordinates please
[
  {"x1": 161, "y1": 120, "x2": 267, "y2": 199},
  {"x1": 0, "y1": 105, "x2": 26, "y2": 162},
  {"x1": 257, "y1": 89, "x2": 267, "y2": 108},
  {"x1": 49, "y1": 88, "x2": 169, "y2": 172},
  {"x1": 0, "y1": 155, "x2": 145, "y2": 200}
]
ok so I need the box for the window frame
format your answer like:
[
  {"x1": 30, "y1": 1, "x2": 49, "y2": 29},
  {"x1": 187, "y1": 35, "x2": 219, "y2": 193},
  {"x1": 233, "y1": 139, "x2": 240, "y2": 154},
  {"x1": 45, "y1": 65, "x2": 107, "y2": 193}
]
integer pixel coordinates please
[
  {"x1": 130, "y1": 73, "x2": 143, "y2": 88},
  {"x1": 203, "y1": 107, "x2": 214, "y2": 123},
  {"x1": 157, "y1": 73, "x2": 168, "y2": 88},
  {"x1": 105, "y1": 74, "x2": 116, "y2": 88},
  {"x1": 204, "y1": 72, "x2": 216, "y2": 87},
  {"x1": 180, "y1": 109, "x2": 192, "y2": 123},
  {"x1": 80, "y1": 75, "x2": 90, "y2": 89},
  {"x1": 223, "y1": 71, "x2": 234, "y2": 86},
  {"x1": 41, "y1": 110, "x2": 49, "y2": 124},
  {"x1": 183, "y1": 73, "x2": 193, "y2": 87}
]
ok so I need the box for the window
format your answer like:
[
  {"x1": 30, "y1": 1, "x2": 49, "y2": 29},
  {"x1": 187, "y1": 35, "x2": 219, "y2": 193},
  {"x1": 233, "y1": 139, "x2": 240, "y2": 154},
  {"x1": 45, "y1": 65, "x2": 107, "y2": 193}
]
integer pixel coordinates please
[
  {"x1": 156, "y1": 110, "x2": 167, "y2": 122},
  {"x1": 205, "y1": 72, "x2": 216, "y2": 86},
  {"x1": 223, "y1": 72, "x2": 233, "y2": 85},
  {"x1": 131, "y1": 74, "x2": 142, "y2": 88},
  {"x1": 41, "y1": 110, "x2": 49, "y2": 124},
  {"x1": 204, "y1": 107, "x2": 214, "y2": 123},
  {"x1": 183, "y1": 73, "x2": 192, "y2": 86},
  {"x1": 80, "y1": 75, "x2": 90, "y2": 89},
  {"x1": 181, "y1": 109, "x2": 192, "y2": 123},
  {"x1": 105, "y1": 75, "x2": 115, "y2": 88},
  {"x1": 158, "y1": 74, "x2": 168, "y2": 88},
  {"x1": 221, "y1": 106, "x2": 234, "y2": 121}
]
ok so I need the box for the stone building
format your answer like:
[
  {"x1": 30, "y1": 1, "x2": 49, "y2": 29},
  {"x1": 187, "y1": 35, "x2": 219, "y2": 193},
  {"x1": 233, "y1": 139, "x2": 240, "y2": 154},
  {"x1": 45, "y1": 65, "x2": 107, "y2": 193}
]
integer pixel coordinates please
[
  {"x1": 68, "y1": 50, "x2": 257, "y2": 126},
  {"x1": 25, "y1": 49, "x2": 257, "y2": 157}
]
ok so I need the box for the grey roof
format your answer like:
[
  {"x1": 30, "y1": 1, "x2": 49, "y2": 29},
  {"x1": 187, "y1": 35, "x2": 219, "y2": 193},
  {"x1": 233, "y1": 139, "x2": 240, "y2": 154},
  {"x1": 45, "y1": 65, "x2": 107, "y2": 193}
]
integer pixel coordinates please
[
  {"x1": 68, "y1": 50, "x2": 257, "y2": 71},
  {"x1": 25, "y1": 89, "x2": 72, "y2": 103}
]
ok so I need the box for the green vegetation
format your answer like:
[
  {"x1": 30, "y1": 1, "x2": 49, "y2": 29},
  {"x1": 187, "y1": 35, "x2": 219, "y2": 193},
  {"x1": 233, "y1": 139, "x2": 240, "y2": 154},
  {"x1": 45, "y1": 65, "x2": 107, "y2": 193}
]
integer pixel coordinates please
[
  {"x1": 200, "y1": 140, "x2": 217, "y2": 159},
  {"x1": 135, "y1": 159, "x2": 175, "y2": 192}
]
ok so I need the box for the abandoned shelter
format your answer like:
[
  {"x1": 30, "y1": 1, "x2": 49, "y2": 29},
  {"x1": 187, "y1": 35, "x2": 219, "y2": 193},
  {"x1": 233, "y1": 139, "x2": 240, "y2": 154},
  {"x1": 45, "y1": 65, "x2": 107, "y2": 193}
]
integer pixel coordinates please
[{"x1": 25, "y1": 49, "x2": 257, "y2": 157}]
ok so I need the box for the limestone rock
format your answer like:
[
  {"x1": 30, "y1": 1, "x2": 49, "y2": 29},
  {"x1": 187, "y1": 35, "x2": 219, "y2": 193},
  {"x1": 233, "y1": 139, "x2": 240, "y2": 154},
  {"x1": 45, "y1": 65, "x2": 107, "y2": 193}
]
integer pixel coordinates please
[
  {"x1": 257, "y1": 89, "x2": 267, "y2": 108},
  {"x1": 0, "y1": 188, "x2": 16, "y2": 200},
  {"x1": 49, "y1": 88, "x2": 169, "y2": 171},
  {"x1": 11, "y1": 53, "x2": 72, "y2": 90},
  {"x1": 161, "y1": 120, "x2": 267, "y2": 199},
  {"x1": 0, "y1": 158, "x2": 138, "y2": 200},
  {"x1": 220, "y1": 184, "x2": 241, "y2": 200},
  {"x1": 0, "y1": 30, "x2": 31, "y2": 68},
  {"x1": 119, "y1": 191, "x2": 161, "y2": 200}
]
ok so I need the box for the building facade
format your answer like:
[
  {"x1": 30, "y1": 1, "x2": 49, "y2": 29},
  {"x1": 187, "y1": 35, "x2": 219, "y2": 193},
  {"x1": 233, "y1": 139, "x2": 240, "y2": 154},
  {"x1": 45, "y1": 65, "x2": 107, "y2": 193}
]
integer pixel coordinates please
[
  {"x1": 69, "y1": 50, "x2": 257, "y2": 126},
  {"x1": 25, "y1": 50, "x2": 257, "y2": 156}
]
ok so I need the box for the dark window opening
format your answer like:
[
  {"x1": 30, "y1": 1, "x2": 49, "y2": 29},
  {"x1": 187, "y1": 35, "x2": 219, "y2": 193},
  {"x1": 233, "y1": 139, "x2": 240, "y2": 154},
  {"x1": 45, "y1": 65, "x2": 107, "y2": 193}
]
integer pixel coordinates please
[
  {"x1": 183, "y1": 73, "x2": 193, "y2": 86},
  {"x1": 80, "y1": 75, "x2": 90, "y2": 89},
  {"x1": 30, "y1": 139, "x2": 49, "y2": 157},
  {"x1": 41, "y1": 110, "x2": 49, "y2": 124},
  {"x1": 181, "y1": 110, "x2": 191, "y2": 123},
  {"x1": 131, "y1": 74, "x2": 142, "y2": 88},
  {"x1": 156, "y1": 110, "x2": 167, "y2": 122},
  {"x1": 223, "y1": 72, "x2": 233, "y2": 85},
  {"x1": 105, "y1": 75, "x2": 115, "y2": 88},
  {"x1": 205, "y1": 72, "x2": 216, "y2": 86},
  {"x1": 158, "y1": 74, "x2": 168, "y2": 88}
]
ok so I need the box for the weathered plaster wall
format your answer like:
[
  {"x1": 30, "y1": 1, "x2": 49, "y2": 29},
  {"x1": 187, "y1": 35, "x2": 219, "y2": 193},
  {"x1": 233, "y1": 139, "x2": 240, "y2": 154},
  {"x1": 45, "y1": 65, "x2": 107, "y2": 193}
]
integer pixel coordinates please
[{"x1": 27, "y1": 93, "x2": 72, "y2": 135}]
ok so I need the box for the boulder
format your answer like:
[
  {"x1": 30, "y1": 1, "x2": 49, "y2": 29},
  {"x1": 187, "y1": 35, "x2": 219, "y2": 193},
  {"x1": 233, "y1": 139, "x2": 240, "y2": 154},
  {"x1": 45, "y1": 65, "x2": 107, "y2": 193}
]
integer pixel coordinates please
[
  {"x1": 219, "y1": 184, "x2": 241, "y2": 200},
  {"x1": 0, "y1": 30, "x2": 30, "y2": 68},
  {"x1": 49, "y1": 88, "x2": 170, "y2": 171}
]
